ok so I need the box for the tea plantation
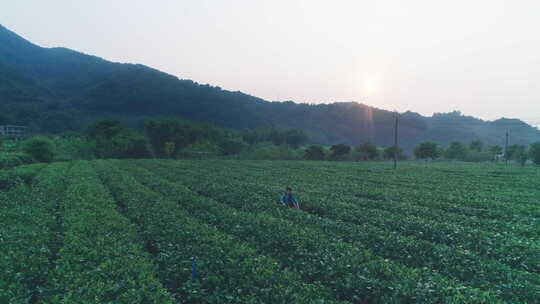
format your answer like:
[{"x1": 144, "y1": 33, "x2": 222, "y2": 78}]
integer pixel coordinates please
[{"x1": 1, "y1": 160, "x2": 539, "y2": 303}]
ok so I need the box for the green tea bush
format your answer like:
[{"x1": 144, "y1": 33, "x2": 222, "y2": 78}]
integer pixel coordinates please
[
  {"x1": 0, "y1": 152, "x2": 34, "y2": 169},
  {"x1": 22, "y1": 137, "x2": 55, "y2": 162}
]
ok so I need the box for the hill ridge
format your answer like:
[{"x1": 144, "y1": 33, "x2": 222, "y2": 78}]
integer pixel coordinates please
[{"x1": 1, "y1": 24, "x2": 539, "y2": 149}]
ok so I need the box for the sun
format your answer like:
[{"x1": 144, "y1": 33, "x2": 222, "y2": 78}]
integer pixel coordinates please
[{"x1": 363, "y1": 77, "x2": 378, "y2": 95}]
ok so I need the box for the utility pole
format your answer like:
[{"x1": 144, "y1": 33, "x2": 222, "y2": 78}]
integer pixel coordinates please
[
  {"x1": 505, "y1": 129, "x2": 509, "y2": 165},
  {"x1": 393, "y1": 112, "x2": 399, "y2": 170}
]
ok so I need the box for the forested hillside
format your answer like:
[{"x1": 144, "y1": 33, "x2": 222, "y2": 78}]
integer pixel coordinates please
[{"x1": 1, "y1": 24, "x2": 539, "y2": 150}]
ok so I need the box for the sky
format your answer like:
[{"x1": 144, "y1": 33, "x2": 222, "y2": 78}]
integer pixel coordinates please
[{"x1": 2, "y1": 0, "x2": 540, "y2": 126}]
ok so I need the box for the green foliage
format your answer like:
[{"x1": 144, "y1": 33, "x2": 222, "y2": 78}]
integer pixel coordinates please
[
  {"x1": 330, "y1": 144, "x2": 351, "y2": 160},
  {"x1": 283, "y1": 129, "x2": 309, "y2": 149},
  {"x1": 94, "y1": 161, "x2": 340, "y2": 303},
  {"x1": 511, "y1": 145, "x2": 528, "y2": 166},
  {"x1": 529, "y1": 142, "x2": 540, "y2": 165},
  {"x1": 462, "y1": 151, "x2": 492, "y2": 163},
  {"x1": 383, "y1": 146, "x2": 406, "y2": 160},
  {"x1": 218, "y1": 136, "x2": 248, "y2": 155},
  {"x1": 0, "y1": 170, "x2": 20, "y2": 190},
  {"x1": 0, "y1": 163, "x2": 70, "y2": 302},
  {"x1": 88, "y1": 120, "x2": 152, "y2": 159},
  {"x1": 445, "y1": 141, "x2": 469, "y2": 160},
  {"x1": 488, "y1": 145, "x2": 503, "y2": 160},
  {"x1": 355, "y1": 142, "x2": 378, "y2": 160},
  {"x1": 22, "y1": 137, "x2": 55, "y2": 162},
  {"x1": 414, "y1": 141, "x2": 440, "y2": 160},
  {"x1": 128, "y1": 159, "x2": 533, "y2": 303},
  {"x1": 3, "y1": 158, "x2": 540, "y2": 302},
  {"x1": 180, "y1": 140, "x2": 223, "y2": 158},
  {"x1": 145, "y1": 119, "x2": 221, "y2": 157},
  {"x1": 505, "y1": 144, "x2": 523, "y2": 161},
  {"x1": 304, "y1": 145, "x2": 326, "y2": 160},
  {"x1": 236, "y1": 142, "x2": 302, "y2": 160},
  {"x1": 51, "y1": 136, "x2": 95, "y2": 161},
  {"x1": 70, "y1": 137, "x2": 96, "y2": 160},
  {"x1": 87, "y1": 120, "x2": 124, "y2": 139},
  {"x1": 45, "y1": 161, "x2": 174, "y2": 303},
  {"x1": 0, "y1": 152, "x2": 34, "y2": 169},
  {"x1": 242, "y1": 128, "x2": 309, "y2": 149},
  {"x1": 469, "y1": 139, "x2": 483, "y2": 152}
]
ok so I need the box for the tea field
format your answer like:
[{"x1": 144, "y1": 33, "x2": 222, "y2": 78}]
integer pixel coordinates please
[{"x1": 1, "y1": 159, "x2": 539, "y2": 303}]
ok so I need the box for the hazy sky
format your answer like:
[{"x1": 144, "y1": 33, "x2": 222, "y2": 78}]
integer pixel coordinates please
[{"x1": 2, "y1": 0, "x2": 540, "y2": 126}]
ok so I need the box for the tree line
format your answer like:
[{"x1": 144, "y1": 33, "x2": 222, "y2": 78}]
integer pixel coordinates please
[
  {"x1": 3, "y1": 119, "x2": 540, "y2": 166},
  {"x1": 303, "y1": 139, "x2": 540, "y2": 165}
]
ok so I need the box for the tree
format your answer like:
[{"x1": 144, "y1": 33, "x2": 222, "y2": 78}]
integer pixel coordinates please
[
  {"x1": 88, "y1": 120, "x2": 152, "y2": 159},
  {"x1": 218, "y1": 137, "x2": 247, "y2": 155},
  {"x1": 145, "y1": 119, "x2": 203, "y2": 157},
  {"x1": 284, "y1": 129, "x2": 309, "y2": 149},
  {"x1": 304, "y1": 145, "x2": 325, "y2": 160},
  {"x1": 513, "y1": 146, "x2": 528, "y2": 166},
  {"x1": 488, "y1": 145, "x2": 503, "y2": 161},
  {"x1": 469, "y1": 140, "x2": 483, "y2": 152},
  {"x1": 87, "y1": 120, "x2": 124, "y2": 140},
  {"x1": 22, "y1": 137, "x2": 55, "y2": 162},
  {"x1": 506, "y1": 144, "x2": 524, "y2": 162},
  {"x1": 242, "y1": 128, "x2": 309, "y2": 149},
  {"x1": 529, "y1": 142, "x2": 540, "y2": 165},
  {"x1": 330, "y1": 144, "x2": 351, "y2": 160},
  {"x1": 0, "y1": 137, "x2": 3, "y2": 150},
  {"x1": 414, "y1": 141, "x2": 440, "y2": 160},
  {"x1": 501, "y1": 144, "x2": 528, "y2": 165},
  {"x1": 356, "y1": 142, "x2": 378, "y2": 160},
  {"x1": 383, "y1": 146, "x2": 406, "y2": 160},
  {"x1": 268, "y1": 129, "x2": 286, "y2": 146},
  {"x1": 445, "y1": 142, "x2": 468, "y2": 160}
]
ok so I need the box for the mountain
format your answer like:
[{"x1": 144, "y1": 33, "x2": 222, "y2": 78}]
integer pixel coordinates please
[{"x1": 1, "y1": 24, "x2": 539, "y2": 151}]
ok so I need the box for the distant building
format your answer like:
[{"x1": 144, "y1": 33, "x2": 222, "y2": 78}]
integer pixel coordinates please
[{"x1": 0, "y1": 125, "x2": 27, "y2": 139}]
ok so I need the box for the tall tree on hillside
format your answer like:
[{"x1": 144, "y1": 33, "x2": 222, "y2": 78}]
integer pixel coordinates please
[{"x1": 414, "y1": 141, "x2": 440, "y2": 160}]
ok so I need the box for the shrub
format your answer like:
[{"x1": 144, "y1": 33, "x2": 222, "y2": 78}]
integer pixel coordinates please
[
  {"x1": 304, "y1": 145, "x2": 326, "y2": 160},
  {"x1": 330, "y1": 144, "x2": 351, "y2": 160},
  {"x1": 0, "y1": 152, "x2": 34, "y2": 169},
  {"x1": 0, "y1": 171, "x2": 22, "y2": 190},
  {"x1": 22, "y1": 137, "x2": 55, "y2": 162},
  {"x1": 355, "y1": 142, "x2": 378, "y2": 160}
]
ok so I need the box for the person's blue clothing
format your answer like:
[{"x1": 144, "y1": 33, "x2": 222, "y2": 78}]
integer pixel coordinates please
[{"x1": 280, "y1": 194, "x2": 299, "y2": 208}]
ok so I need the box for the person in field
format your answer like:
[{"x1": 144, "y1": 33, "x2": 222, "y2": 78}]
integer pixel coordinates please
[{"x1": 280, "y1": 186, "x2": 300, "y2": 209}]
